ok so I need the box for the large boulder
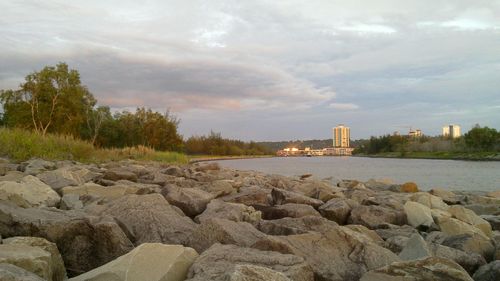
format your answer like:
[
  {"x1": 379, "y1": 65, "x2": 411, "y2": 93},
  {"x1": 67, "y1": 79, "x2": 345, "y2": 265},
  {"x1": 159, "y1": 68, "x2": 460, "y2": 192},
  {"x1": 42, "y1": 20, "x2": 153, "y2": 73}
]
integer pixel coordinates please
[
  {"x1": 69, "y1": 244, "x2": 198, "y2": 281},
  {"x1": 472, "y1": 260, "x2": 500, "y2": 281},
  {"x1": 161, "y1": 185, "x2": 214, "y2": 217},
  {"x1": 0, "y1": 244, "x2": 53, "y2": 281},
  {"x1": 270, "y1": 203, "x2": 321, "y2": 218},
  {"x1": 482, "y1": 215, "x2": 500, "y2": 231},
  {"x1": 221, "y1": 186, "x2": 271, "y2": 206},
  {"x1": 20, "y1": 159, "x2": 55, "y2": 176},
  {"x1": 410, "y1": 192, "x2": 449, "y2": 210},
  {"x1": 37, "y1": 167, "x2": 100, "y2": 191},
  {"x1": 441, "y1": 234, "x2": 496, "y2": 261},
  {"x1": 360, "y1": 257, "x2": 473, "y2": 281},
  {"x1": 188, "y1": 218, "x2": 267, "y2": 253},
  {"x1": 226, "y1": 265, "x2": 292, "y2": 281},
  {"x1": 430, "y1": 188, "x2": 462, "y2": 204},
  {"x1": 0, "y1": 263, "x2": 45, "y2": 281},
  {"x1": 438, "y1": 216, "x2": 490, "y2": 239},
  {"x1": 404, "y1": 201, "x2": 434, "y2": 228},
  {"x1": 318, "y1": 198, "x2": 357, "y2": 224},
  {"x1": 257, "y1": 216, "x2": 338, "y2": 236},
  {"x1": 0, "y1": 176, "x2": 60, "y2": 208},
  {"x1": 59, "y1": 194, "x2": 83, "y2": 210},
  {"x1": 201, "y1": 180, "x2": 236, "y2": 197},
  {"x1": 271, "y1": 188, "x2": 324, "y2": 208},
  {"x1": 448, "y1": 205, "x2": 492, "y2": 238},
  {"x1": 86, "y1": 194, "x2": 197, "y2": 246},
  {"x1": 290, "y1": 180, "x2": 342, "y2": 202},
  {"x1": 2, "y1": 236, "x2": 66, "y2": 281},
  {"x1": 195, "y1": 199, "x2": 261, "y2": 225},
  {"x1": 102, "y1": 167, "x2": 137, "y2": 182},
  {"x1": 253, "y1": 226, "x2": 400, "y2": 281},
  {"x1": 185, "y1": 244, "x2": 313, "y2": 281},
  {"x1": 0, "y1": 202, "x2": 134, "y2": 276},
  {"x1": 398, "y1": 233, "x2": 432, "y2": 261},
  {"x1": 348, "y1": 205, "x2": 406, "y2": 229},
  {"x1": 428, "y1": 242, "x2": 486, "y2": 274},
  {"x1": 61, "y1": 183, "x2": 139, "y2": 201}
]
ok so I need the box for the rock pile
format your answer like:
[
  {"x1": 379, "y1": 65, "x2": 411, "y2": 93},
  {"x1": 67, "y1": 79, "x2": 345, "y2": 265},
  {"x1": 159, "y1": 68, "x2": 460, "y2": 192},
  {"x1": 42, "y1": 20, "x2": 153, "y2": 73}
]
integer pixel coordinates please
[{"x1": 0, "y1": 157, "x2": 499, "y2": 281}]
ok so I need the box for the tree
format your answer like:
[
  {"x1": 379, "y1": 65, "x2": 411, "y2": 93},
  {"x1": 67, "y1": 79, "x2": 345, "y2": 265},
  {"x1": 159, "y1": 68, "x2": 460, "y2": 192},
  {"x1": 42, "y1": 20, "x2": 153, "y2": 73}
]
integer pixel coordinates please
[
  {"x1": 0, "y1": 63, "x2": 94, "y2": 136},
  {"x1": 464, "y1": 125, "x2": 499, "y2": 151}
]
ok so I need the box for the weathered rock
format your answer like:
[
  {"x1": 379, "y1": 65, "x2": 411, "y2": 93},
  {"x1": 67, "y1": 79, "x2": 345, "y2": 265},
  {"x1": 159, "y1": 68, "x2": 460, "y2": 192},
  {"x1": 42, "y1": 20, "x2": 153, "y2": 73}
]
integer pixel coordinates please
[
  {"x1": 258, "y1": 216, "x2": 338, "y2": 236},
  {"x1": 411, "y1": 192, "x2": 450, "y2": 210},
  {"x1": 291, "y1": 180, "x2": 342, "y2": 202},
  {"x1": 20, "y1": 159, "x2": 55, "y2": 176},
  {"x1": 430, "y1": 188, "x2": 462, "y2": 204},
  {"x1": 102, "y1": 167, "x2": 137, "y2": 182},
  {"x1": 448, "y1": 205, "x2": 492, "y2": 238},
  {"x1": 399, "y1": 233, "x2": 432, "y2": 261},
  {"x1": 360, "y1": 257, "x2": 474, "y2": 281},
  {"x1": 61, "y1": 183, "x2": 139, "y2": 201},
  {"x1": 221, "y1": 186, "x2": 271, "y2": 206},
  {"x1": 228, "y1": 265, "x2": 292, "y2": 281},
  {"x1": 319, "y1": 198, "x2": 357, "y2": 224},
  {"x1": 431, "y1": 208, "x2": 453, "y2": 222},
  {"x1": 271, "y1": 188, "x2": 324, "y2": 208},
  {"x1": 0, "y1": 244, "x2": 53, "y2": 280},
  {"x1": 428, "y1": 242, "x2": 486, "y2": 274},
  {"x1": 3, "y1": 237, "x2": 66, "y2": 281},
  {"x1": 492, "y1": 231, "x2": 500, "y2": 260},
  {"x1": 400, "y1": 182, "x2": 419, "y2": 193},
  {"x1": 37, "y1": 167, "x2": 100, "y2": 191},
  {"x1": 348, "y1": 205, "x2": 406, "y2": 229},
  {"x1": 161, "y1": 185, "x2": 215, "y2": 217},
  {"x1": 465, "y1": 204, "x2": 500, "y2": 216},
  {"x1": 272, "y1": 203, "x2": 321, "y2": 218},
  {"x1": 69, "y1": 243, "x2": 198, "y2": 281},
  {"x1": 188, "y1": 218, "x2": 267, "y2": 253},
  {"x1": 195, "y1": 162, "x2": 220, "y2": 172},
  {"x1": 86, "y1": 194, "x2": 197, "y2": 246},
  {"x1": 0, "y1": 176, "x2": 60, "y2": 208},
  {"x1": 0, "y1": 202, "x2": 134, "y2": 276},
  {"x1": 201, "y1": 180, "x2": 236, "y2": 197},
  {"x1": 442, "y1": 234, "x2": 495, "y2": 261},
  {"x1": 0, "y1": 263, "x2": 45, "y2": 281},
  {"x1": 482, "y1": 215, "x2": 500, "y2": 231},
  {"x1": 385, "y1": 235, "x2": 410, "y2": 253},
  {"x1": 59, "y1": 194, "x2": 83, "y2": 210},
  {"x1": 253, "y1": 226, "x2": 400, "y2": 281},
  {"x1": 404, "y1": 201, "x2": 434, "y2": 228},
  {"x1": 472, "y1": 260, "x2": 500, "y2": 281},
  {"x1": 0, "y1": 171, "x2": 25, "y2": 182},
  {"x1": 438, "y1": 216, "x2": 490, "y2": 239},
  {"x1": 162, "y1": 165, "x2": 184, "y2": 177},
  {"x1": 195, "y1": 199, "x2": 261, "y2": 225},
  {"x1": 344, "y1": 225, "x2": 385, "y2": 245},
  {"x1": 375, "y1": 224, "x2": 418, "y2": 240},
  {"x1": 185, "y1": 244, "x2": 313, "y2": 281}
]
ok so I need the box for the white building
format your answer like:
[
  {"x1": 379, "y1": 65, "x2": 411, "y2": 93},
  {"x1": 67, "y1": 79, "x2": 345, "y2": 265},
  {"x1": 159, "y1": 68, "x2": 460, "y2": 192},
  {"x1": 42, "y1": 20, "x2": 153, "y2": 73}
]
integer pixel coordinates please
[
  {"x1": 442, "y1": 124, "x2": 461, "y2": 138},
  {"x1": 333, "y1": 124, "x2": 350, "y2": 148}
]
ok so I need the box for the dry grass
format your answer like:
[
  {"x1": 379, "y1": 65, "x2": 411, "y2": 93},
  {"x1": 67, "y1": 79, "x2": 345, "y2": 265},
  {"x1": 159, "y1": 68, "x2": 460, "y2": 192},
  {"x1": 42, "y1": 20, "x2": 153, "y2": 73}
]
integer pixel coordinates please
[{"x1": 0, "y1": 127, "x2": 188, "y2": 164}]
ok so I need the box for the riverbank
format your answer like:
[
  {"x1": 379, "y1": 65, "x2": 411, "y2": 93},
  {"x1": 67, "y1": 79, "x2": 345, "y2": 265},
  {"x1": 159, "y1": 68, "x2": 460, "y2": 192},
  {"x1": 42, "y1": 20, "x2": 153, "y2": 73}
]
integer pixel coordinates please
[
  {"x1": 188, "y1": 154, "x2": 274, "y2": 163},
  {"x1": 354, "y1": 151, "x2": 500, "y2": 161},
  {"x1": 0, "y1": 157, "x2": 499, "y2": 280}
]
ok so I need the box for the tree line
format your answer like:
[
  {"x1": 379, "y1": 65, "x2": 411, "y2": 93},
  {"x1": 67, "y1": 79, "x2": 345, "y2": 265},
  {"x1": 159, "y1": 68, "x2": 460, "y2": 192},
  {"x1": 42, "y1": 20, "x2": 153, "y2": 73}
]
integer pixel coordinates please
[
  {"x1": 354, "y1": 125, "x2": 500, "y2": 155},
  {"x1": 0, "y1": 63, "x2": 269, "y2": 155}
]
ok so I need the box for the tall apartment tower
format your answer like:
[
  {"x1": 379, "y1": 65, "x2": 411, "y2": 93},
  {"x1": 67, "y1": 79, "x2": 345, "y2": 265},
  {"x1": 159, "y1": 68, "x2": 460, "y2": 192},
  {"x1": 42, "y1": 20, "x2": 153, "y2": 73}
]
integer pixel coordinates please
[
  {"x1": 333, "y1": 124, "x2": 350, "y2": 148},
  {"x1": 442, "y1": 124, "x2": 461, "y2": 138}
]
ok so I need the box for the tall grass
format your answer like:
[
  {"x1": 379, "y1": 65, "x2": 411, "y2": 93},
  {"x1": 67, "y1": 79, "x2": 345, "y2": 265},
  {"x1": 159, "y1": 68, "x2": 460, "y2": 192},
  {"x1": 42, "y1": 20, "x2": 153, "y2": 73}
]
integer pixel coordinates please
[{"x1": 0, "y1": 127, "x2": 188, "y2": 164}]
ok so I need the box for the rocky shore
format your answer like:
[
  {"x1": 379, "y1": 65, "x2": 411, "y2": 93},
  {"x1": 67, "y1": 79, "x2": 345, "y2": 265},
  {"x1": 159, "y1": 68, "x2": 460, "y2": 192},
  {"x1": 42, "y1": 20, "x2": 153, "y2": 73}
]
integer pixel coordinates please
[{"x1": 0, "y1": 157, "x2": 499, "y2": 281}]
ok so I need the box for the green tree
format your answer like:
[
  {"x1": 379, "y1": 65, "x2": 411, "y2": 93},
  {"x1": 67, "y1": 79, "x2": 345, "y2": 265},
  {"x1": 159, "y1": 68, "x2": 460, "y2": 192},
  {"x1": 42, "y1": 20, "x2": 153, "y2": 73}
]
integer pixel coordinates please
[
  {"x1": 464, "y1": 125, "x2": 499, "y2": 151},
  {"x1": 0, "y1": 63, "x2": 93, "y2": 136}
]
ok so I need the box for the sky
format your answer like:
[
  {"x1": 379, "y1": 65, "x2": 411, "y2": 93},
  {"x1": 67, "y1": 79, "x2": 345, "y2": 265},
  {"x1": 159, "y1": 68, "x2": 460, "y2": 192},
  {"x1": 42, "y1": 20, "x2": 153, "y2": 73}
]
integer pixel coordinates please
[{"x1": 1, "y1": 0, "x2": 499, "y2": 141}]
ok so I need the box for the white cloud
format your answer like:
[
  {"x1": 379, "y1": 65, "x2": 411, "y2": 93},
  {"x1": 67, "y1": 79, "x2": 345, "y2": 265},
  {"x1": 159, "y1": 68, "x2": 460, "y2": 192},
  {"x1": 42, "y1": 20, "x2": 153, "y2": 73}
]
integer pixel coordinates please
[{"x1": 328, "y1": 103, "x2": 360, "y2": 110}]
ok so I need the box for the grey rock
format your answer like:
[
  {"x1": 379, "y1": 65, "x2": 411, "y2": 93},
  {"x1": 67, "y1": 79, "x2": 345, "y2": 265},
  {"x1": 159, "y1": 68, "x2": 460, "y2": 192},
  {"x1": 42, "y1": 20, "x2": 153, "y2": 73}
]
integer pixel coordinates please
[
  {"x1": 465, "y1": 204, "x2": 500, "y2": 216},
  {"x1": 102, "y1": 167, "x2": 137, "y2": 182},
  {"x1": 221, "y1": 186, "x2": 271, "y2": 206},
  {"x1": 375, "y1": 224, "x2": 418, "y2": 240},
  {"x1": 19, "y1": 159, "x2": 56, "y2": 176},
  {"x1": 473, "y1": 260, "x2": 500, "y2": 281},
  {"x1": 86, "y1": 194, "x2": 197, "y2": 246},
  {"x1": 37, "y1": 167, "x2": 100, "y2": 191},
  {"x1": 348, "y1": 205, "x2": 406, "y2": 229},
  {"x1": 0, "y1": 263, "x2": 45, "y2": 281},
  {"x1": 428, "y1": 242, "x2": 486, "y2": 274},
  {"x1": 271, "y1": 188, "x2": 324, "y2": 208},
  {"x1": 258, "y1": 216, "x2": 338, "y2": 236},
  {"x1": 186, "y1": 244, "x2": 313, "y2": 281},
  {"x1": 442, "y1": 234, "x2": 495, "y2": 261},
  {"x1": 161, "y1": 185, "x2": 214, "y2": 217},
  {"x1": 253, "y1": 226, "x2": 400, "y2": 281},
  {"x1": 318, "y1": 198, "x2": 357, "y2": 224},
  {"x1": 194, "y1": 199, "x2": 261, "y2": 225},
  {"x1": 60, "y1": 194, "x2": 83, "y2": 210},
  {"x1": 188, "y1": 218, "x2": 267, "y2": 253},
  {"x1": 399, "y1": 233, "x2": 432, "y2": 261},
  {"x1": 481, "y1": 215, "x2": 500, "y2": 231}
]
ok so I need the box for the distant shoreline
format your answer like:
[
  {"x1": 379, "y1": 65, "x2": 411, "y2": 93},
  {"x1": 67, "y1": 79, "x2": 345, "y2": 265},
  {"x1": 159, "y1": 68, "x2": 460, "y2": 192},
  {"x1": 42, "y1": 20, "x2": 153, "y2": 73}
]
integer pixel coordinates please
[
  {"x1": 188, "y1": 155, "x2": 275, "y2": 163},
  {"x1": 352, "y1": 152, "x2": 500, "y2": 162}
]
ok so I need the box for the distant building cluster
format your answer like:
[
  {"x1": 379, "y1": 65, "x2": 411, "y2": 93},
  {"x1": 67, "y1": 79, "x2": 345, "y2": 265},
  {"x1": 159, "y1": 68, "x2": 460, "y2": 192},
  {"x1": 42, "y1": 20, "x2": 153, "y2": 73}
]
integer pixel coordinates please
[
  {"x1": 277, "y1": 124, "x2": 354, "y2": 157},
  {"x1": 442, "y1": 124, "x2": 461, "y2": 138}
]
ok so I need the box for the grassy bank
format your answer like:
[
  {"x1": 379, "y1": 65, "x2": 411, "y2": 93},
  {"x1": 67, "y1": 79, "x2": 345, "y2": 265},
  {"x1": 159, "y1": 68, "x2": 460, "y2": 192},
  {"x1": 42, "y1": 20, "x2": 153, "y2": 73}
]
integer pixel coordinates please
[
  {"x1": 0, "y1": 128, "x2": 188, "y2": 164},
  {"x1": 354, "y1": 151, "x2": 500, "y2": 161}
]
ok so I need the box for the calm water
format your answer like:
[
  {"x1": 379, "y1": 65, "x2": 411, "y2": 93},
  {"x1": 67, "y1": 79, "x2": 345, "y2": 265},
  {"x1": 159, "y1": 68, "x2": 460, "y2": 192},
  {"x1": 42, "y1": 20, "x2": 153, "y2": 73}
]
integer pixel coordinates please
[{"x1": 213, "y1": 157, "x2": 500, "y2": 192}]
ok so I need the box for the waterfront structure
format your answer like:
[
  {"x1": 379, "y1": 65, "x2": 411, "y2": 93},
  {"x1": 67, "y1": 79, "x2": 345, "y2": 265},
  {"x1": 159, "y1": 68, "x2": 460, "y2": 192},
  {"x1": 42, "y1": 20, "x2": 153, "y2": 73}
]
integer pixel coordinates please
[
  {"x1": 442, "y1": 124, "x2": 461, "y2": 138},
  {"x1": 333, "y1": 125, "x2": 350, "y2": 148}
]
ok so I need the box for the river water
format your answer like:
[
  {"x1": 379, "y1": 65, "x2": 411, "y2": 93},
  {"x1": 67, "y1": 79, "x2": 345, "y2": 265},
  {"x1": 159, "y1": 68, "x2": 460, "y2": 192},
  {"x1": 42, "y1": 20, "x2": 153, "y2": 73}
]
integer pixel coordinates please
[{"x1": 213, "y1": 157, "x2": 500, "y2": 192}]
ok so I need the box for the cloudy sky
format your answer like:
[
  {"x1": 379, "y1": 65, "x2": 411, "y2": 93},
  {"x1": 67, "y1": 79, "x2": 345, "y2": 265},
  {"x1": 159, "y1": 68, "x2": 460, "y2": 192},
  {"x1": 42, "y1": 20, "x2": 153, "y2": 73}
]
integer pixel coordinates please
[{"x1": 1, "y1": 0, "x2": 499, "y2": 140}]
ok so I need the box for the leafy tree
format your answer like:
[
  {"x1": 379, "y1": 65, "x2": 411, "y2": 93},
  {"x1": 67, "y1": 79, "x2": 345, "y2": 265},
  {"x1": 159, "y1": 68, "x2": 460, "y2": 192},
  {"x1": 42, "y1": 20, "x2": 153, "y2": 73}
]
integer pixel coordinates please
[
  {"x1": 464, "y1": 125, "x2": 499, "y2": 151},
  {"x1": 0, "y1": 63, "x2": 93, "y2": 136}
]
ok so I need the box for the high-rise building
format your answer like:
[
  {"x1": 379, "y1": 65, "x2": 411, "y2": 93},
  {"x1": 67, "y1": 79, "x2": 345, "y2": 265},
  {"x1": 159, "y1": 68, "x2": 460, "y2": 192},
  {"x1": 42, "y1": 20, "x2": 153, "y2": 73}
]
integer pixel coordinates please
[
  {"x1": 333, "y1": 124, "x2": 350, "y2": 148},
  {"x1": 442, "y1": 124, "x2": 461, "y2": 138}
]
